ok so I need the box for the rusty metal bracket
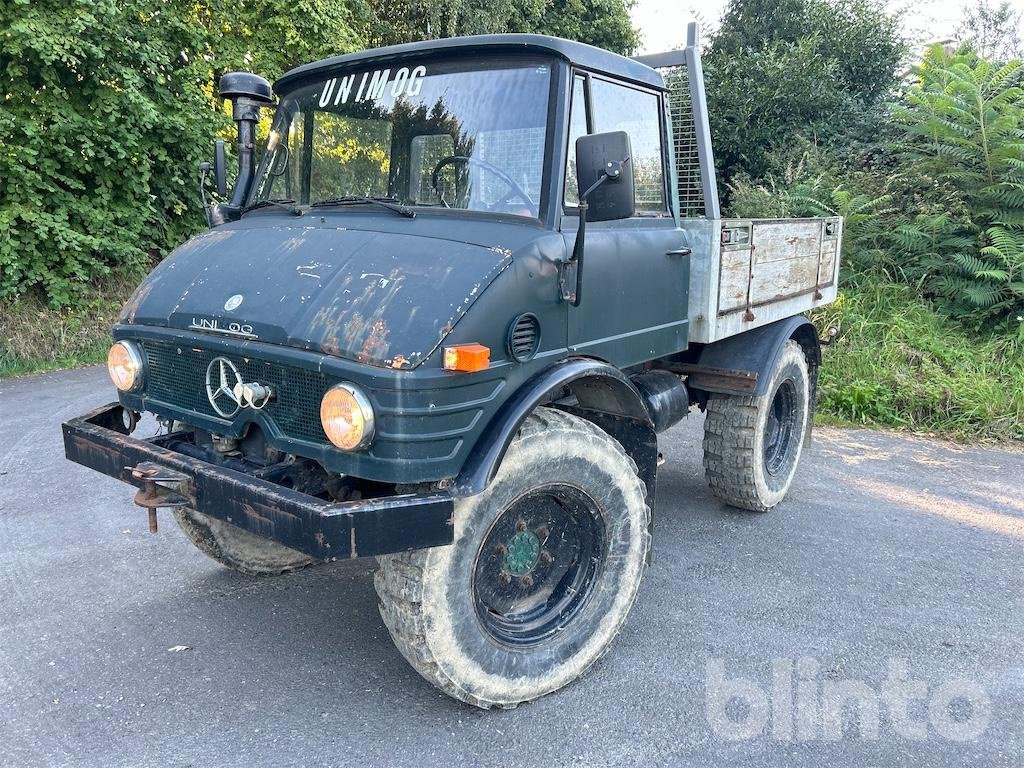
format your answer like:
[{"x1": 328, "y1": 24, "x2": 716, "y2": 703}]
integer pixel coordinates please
[
  {"x1": 743, "y1": 242, "x2": 756, "y2": 322},
  {"x1": 130, "y1": 462, "x2": 191, "y2": 533},
  {"x1": 654, "y1": 362, "x2": 759, "y2": 395}
]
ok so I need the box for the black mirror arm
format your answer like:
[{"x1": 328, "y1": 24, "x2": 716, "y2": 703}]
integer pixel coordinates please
[
  {"x1": 198, "y1": 162, "x2": 212, "y2": 229},
  {"x1": 563, "y1": 156, "x2": 629, "y2": 307}
]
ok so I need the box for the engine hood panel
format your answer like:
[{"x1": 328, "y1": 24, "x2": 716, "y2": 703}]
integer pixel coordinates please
[{"x1": 119, "y1": 222, "x2": 514, "y2": 369}]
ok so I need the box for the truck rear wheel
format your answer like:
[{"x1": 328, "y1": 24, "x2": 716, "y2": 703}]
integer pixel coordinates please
[
  {"x1": 173, "y1": 509, "x2": 316, "y2": 576},
  {"x1": 374, "y1": 407, "x2": 650, "y2": 709},
  {"x1": 702, "y1": 339, "x2": 811, "y2": 512}
]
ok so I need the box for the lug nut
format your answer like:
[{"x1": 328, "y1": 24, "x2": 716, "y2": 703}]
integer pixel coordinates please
[
  {"x1": 535, "y1": 525, "x2": 549, "y2": 540},
  {"x1": 498, "y1": 570, "x2": 511, "y2": 585},
  {"x1": 539, "y1": 550, "x2": 553, "y2": 565},
  {"x1": 520, "y1": 575, "x2": 534, "y2": 588},
  {"x1": 495, "y1": 543, "x2": 508, "y2": 556},
  {"x1": 515, "y1": 519, "x2": 528, "y2": 532}
]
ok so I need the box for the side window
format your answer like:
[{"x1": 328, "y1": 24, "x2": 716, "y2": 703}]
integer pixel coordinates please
[
  {"x1": 590, "y1": 79, "x2": 667, "y2": 212},
  {"x1": 564, "y1": 75, "x2": 588, "y2": 206}
]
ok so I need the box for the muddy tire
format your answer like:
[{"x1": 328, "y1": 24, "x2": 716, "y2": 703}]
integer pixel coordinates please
[
  {"x1": 374, "y1": 407, "x2": 650, "y2": 709},
  {"x1": 702, "y1": 340, "x2": 811, "y2": 512},
  {"x1": 173, "y1": 509, "x2": 316, "y2": 576}
]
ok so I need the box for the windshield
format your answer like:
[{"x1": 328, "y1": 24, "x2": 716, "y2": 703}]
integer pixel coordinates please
[{"x1": 248, "y1": 57, "x2": 553, "y2": 219}]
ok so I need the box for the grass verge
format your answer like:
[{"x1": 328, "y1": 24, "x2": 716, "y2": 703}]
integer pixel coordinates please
[
  {"x1": 0, "y1": 281, "x2": 133, "y2": 378},
  {"x1": 812, "y1": 276, "x2": 1024, "y2": 442}
]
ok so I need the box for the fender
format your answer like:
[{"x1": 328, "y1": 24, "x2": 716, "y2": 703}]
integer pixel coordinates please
[
  {"x1": 455, "y1": 358, "x2": 658, "y2": 506},
  {"x1": 690, "y1": 316, "x2": 821, "y2": 398}
]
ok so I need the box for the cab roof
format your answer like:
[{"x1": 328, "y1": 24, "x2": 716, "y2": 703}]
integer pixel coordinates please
[{"x1": 275, "y1": 34, "x2": 664, "y2": 93}]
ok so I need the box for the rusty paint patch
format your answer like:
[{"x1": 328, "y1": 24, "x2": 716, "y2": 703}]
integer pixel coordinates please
[{"x1": 358, "y1": 319, "x2": 389, "y2": 364}]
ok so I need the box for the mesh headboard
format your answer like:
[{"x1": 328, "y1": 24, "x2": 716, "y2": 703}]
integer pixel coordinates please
[
  {"x1": 663, "y1": 66, "x2": 705, "y2": 218},
  {"x1": 633, "y1": 22, "x2": 720, "y2": 220}
]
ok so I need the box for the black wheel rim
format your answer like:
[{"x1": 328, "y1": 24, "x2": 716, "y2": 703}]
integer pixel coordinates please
[
  {"x1": 472, "y1": 484, "x2": 606, "y2": 648},
  {"x1": 764, "y1": 378, "x2": 798, "y2": 476}
]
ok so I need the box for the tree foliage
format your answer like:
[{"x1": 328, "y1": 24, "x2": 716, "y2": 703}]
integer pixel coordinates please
[
  {"x1": 0, "y1": 0, "x2": 363, "y2": 306},
  {"x1": 0, "y1": 0, "x2": 219, "y2": 306},
  {"x1": 957, "y1": 0, "x2": 1024, "y2": 63},
  {"x1": 704, "y1": 0, "x2": 905, "y2": 186},
  {"x1": 355, "y1": 0, "x2": 638, "y2": 54},
  {"x1": 892, "y1": 45, "x2": 1024, "y2": 325},
  {"x1": 1, "y1": 0, "x2": 639, "y2": 307}
]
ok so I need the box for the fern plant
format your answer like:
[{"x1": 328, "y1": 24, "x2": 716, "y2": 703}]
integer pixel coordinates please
[{"x1": 894, "y1": 44, "x2": 1024, "y2": 325}]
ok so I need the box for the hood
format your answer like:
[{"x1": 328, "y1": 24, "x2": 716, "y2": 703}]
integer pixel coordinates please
[{"x1": 119, "y1": 221, "x2": 514, "y2": 369}]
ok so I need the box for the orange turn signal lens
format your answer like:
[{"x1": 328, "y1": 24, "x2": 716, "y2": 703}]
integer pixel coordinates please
[{"x1": 443, "y1": 343, "x2": 490, "y2": 372}]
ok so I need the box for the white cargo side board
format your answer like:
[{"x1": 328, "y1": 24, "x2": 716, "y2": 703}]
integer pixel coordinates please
[{"x1": 686, "y1": 217, "x2": 842, "y2": 344}]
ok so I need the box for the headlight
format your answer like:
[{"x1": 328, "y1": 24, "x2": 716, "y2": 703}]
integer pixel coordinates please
[
  {"x1": 107, "y1": 341, "x2": 144, "y2": 392},
  {"x1": 320, "y1": 383, "x2": 375, "y2": 451}
]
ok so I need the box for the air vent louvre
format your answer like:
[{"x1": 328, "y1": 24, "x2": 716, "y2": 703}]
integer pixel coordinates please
[{"x1": 507, "y1": 313, "x2": 541, "y2": 363}]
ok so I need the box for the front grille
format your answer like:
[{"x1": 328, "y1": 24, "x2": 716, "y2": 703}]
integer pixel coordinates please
[{"x1": 140, "y1": 339, "x2": 329, "y2": 442}]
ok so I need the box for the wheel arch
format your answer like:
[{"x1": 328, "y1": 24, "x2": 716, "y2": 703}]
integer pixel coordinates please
[
  {"x1": 692, "y1": 316, "x2": 820, "y2": 442},
  {"x1": 455, "y1": 358, "x2": 658, "y2": 506},
  {"x1": 691, "y1": 316, "x2": 820, "y2": 396}
]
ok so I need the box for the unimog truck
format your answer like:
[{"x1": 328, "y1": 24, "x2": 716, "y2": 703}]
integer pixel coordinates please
[{"x1": 64, "y1": 24, "x2": 842, "y2": 708}]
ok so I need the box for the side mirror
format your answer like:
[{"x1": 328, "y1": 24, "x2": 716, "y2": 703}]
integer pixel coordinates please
[
  {"x1": 575, "y1": 130, "x2": 634, "y2": 221},
  {"x1": 214, "y1": 139, "x2": 227, "y2": 196},
  {"x1": 559, "y1": 131, "x2": 634, "y2": 306}
]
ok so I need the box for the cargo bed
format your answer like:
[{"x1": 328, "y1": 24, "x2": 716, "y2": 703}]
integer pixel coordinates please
[{"x1": 683, "y1": 216, "x2": 842, "y2": 344}]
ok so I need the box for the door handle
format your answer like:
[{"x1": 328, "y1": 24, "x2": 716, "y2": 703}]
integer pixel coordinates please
[{"x1": 666, "y1": 247, "x2": 691, "y2": 257}]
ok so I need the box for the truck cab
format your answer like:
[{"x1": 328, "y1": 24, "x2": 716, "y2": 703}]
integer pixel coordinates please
[{"x1": 66, "y1": 27, "x2": 840, "y2": 709}]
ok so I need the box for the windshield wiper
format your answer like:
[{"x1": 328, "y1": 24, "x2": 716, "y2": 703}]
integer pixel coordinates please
[
  {"x1": 310, "y1": 195, "x2": 416, "y2": 219},
  {"x1": 241, "y1": 198, "x2": 303, "y2": 216}
]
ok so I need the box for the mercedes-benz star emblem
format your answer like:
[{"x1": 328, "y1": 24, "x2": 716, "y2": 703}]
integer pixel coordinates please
[
  {"x1": 224, "y1": 294, "x2": 244, "y2": 311},
  {"x1": 205, "y1": 357, "x2": 244, "y2": 418}
]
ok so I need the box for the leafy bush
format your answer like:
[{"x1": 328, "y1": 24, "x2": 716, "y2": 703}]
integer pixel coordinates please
[
  {"x1": 355, "y1": 0, "x2": 639, "y2": 54},
  {"x1": 892, "y1": 44, "x2": 1024, "y2": 326},
  {"x1": 0, "y1": 0, "x2": 224, "y2": 307},
  {"x1": 812, "y1": 276, "x2": 1024, "y2": 439},
  {"x1": 0, "y1": 1, "x2": 363, "y2": 309}
]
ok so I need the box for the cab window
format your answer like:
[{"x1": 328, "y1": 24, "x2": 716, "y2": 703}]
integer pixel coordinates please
[{"x1": 565, "y1": 75, "x2": 667, "y2": 214}]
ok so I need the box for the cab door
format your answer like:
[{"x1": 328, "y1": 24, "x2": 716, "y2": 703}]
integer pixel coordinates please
[{"x1": 562, "y1": 73, "x2": 689, "y2": 367}]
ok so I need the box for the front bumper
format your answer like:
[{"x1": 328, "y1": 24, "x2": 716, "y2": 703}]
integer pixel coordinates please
[{"x1": 63, "y1": 404, "x2": 455, "y2": 560}]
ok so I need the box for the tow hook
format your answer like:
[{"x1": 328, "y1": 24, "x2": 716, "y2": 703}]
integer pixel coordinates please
[{"x1": 129, "y1": 462, "x2": 191, "y2": 533}]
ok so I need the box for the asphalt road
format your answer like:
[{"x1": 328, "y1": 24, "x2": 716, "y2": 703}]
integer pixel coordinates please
[{"x1": 1, "y1": 366, "x2": 1022, "y2": 767}]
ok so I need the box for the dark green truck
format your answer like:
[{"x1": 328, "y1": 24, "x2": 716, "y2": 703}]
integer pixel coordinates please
[{"x1": 65, "y1": 24, "x2": 842, "y2": 708}]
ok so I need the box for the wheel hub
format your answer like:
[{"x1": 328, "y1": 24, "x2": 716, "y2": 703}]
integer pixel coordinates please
[
  {"x1": 503, "y1": 529, "x2": 541, "y2": 575},
  {"x1": 472, "y1": 484, "x2": 605, "y2": 647}
]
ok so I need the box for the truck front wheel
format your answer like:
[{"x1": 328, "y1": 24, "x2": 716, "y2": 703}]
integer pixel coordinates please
[
  {"x1": 374, "y1": 407, "x2": 650, "y2": 709},
  {"x1": 702, "y1": 339, "x2": 811, "y2": 512},
  {"x1": 173, "y1": 509, "x2": 316, "y2": 576}
]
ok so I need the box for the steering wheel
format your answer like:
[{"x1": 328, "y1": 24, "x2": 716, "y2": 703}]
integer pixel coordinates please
[{"x1": 430, "y1": 155, "x2": 536, "y2": 214}]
